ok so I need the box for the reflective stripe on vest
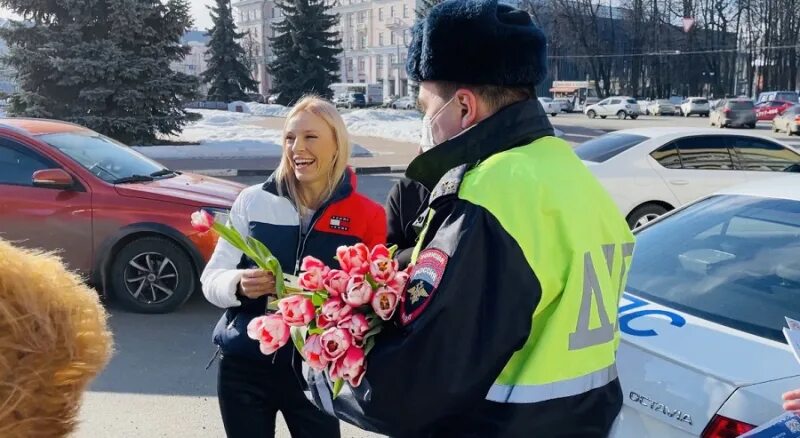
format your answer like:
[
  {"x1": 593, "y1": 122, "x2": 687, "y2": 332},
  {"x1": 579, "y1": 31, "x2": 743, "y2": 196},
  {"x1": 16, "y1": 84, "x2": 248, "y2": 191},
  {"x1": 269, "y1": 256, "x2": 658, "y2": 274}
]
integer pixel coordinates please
[{"x1": 485, "y1": 364, "x2": 618, "y2": 404}]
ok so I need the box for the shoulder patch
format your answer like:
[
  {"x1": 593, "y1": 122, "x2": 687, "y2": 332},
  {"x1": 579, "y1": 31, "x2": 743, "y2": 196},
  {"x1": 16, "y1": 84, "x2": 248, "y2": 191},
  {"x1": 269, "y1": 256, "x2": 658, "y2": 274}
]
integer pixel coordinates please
[
  {"x1": 429, "y1": 164, "x2": 470, "y2": 205},
  {"x1": 400, "y1": 248, "x2": 449, "y2": 326}
]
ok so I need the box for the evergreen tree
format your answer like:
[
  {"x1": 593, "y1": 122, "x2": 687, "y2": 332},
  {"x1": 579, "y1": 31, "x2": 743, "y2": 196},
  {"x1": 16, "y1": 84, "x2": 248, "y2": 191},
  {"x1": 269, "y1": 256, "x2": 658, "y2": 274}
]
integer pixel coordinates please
[
  {"x1": 0, "y1": 0, "x2": 199, "y2": 145},
  {"x1": 269, "y1": 0, "x2": 342, "y2": 105},
  {"x1": 201, "y1": 0, "x2": 259, "y2": 102},
  {"x1": 415, "y1": 0, "x2": 444, "y2": 18}
]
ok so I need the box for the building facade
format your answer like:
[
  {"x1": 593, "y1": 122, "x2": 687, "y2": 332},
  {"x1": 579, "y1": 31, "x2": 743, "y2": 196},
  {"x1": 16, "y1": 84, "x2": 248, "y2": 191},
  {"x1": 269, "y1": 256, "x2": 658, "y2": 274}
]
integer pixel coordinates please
[{"x1": 233, "y1": 0, "x2": 417, "y2": 99}]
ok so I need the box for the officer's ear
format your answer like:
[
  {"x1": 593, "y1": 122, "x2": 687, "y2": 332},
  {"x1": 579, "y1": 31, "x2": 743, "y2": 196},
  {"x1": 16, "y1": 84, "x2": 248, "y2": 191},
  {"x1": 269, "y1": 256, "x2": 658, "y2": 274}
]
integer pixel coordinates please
[{"x1": 454, "y1": 88, "x2": 481, "y2": 129}]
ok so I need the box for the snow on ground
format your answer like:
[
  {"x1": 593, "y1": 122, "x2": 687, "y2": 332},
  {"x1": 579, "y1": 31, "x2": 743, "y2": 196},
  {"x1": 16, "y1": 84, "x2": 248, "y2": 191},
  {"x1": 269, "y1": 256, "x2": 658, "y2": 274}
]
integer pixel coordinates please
[
  {"x1": 133, "y1": 109, "x2": 284, "y2": 158},
  {"x1": 341, "y1": 109, "x2": 422, "y2": 143},
  {"x1": 135, "y1": 108, "x2": 368, "y2": 159},
  {"x1": 246, "y1": 102, "x2": 291, "y2": 117}
]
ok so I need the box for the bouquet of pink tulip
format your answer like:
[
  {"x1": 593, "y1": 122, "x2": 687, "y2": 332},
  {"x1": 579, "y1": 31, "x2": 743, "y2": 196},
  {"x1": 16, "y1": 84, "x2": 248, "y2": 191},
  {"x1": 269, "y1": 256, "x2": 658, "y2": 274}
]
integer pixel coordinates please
[
  {"x1": 192, "y1": 209, "x2": 409, "y2": 397},
  {"x1": 246, "y1": 243, "x2": 411, "y2": 398}
]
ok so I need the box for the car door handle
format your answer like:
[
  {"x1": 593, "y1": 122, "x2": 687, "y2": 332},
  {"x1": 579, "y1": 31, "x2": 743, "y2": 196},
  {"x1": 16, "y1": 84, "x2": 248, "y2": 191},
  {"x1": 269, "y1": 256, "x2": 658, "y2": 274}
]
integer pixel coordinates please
[{"x1": 669, "y1": 179, "x2": 689, "y2": 185}]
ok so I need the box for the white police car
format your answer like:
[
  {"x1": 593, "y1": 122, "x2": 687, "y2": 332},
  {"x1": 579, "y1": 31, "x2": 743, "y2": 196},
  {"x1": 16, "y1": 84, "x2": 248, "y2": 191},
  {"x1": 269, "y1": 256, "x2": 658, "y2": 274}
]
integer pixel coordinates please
[{"x1": 611, "y1": 178, "x2": 800, "y2": 437}]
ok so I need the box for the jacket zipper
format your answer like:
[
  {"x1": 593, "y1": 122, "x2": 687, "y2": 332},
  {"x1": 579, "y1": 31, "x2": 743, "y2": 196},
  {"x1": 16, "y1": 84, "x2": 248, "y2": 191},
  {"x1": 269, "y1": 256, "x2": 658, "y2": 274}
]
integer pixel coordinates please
[{"x1": 294, "y1": 210, "x2": 323, "y2": 274}]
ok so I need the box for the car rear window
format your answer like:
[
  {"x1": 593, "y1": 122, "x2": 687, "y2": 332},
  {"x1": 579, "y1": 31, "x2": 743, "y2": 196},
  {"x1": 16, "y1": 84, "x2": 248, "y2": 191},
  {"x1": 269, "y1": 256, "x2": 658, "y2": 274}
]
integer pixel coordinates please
[
  {"x1": 729, "y1": 100, "x2": 754, "y2": 110},
  {"x1": 574, "y1": 133, "x2": 648, "y2": 162},
  {"x1": 627, "y1": 195, "x2": 800, "y2": 342},
  {"x1": 777, "y1": 92, "x2": 799, "y2": 103},
  {"x1": 626, "y1": 98, "x2": 637, "y2": 104},
  {"x1": 693, "y1": 99, "x2": 709, "y2": 104}
]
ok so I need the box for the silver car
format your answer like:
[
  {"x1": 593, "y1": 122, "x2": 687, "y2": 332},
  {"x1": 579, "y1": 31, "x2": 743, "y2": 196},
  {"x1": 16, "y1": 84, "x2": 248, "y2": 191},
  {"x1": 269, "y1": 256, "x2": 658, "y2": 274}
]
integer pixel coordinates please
[{"x1": 710, "y1": 99, "x2": 757, "y2": 129}]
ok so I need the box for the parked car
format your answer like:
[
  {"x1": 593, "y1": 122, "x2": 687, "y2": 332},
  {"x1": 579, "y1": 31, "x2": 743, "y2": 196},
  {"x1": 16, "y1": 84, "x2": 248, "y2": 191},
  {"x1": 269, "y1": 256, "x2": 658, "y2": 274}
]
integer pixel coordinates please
[
  {"x1": 584, "y1": 97, "x2": 641, "y2": 120},
  {"x1": 647, "y1": 99, "x2": 677, "y2": 116},
  {"x1": 552, "y1": 97, "x2": 574, "y2": 113},
  {"x1": 756, "y1": 100, "x2": 794, "y2": 121},
  {"x1": 537, "y1": 97, "x2": 559, "y2": 116},
  {"x1": 336, "y1": 92, "x2": 367, "y2": 109},
  {"x1": 390, "y1": 96, "x2": 416, "y2": 110},
  {"x1": 0, "y1": 118, "x2": 244, "y2": 313},
  {"x1": 610, "y1": 178, "x2": 800, "y2": 438},
  {"x1": 680, "y1": 97, "x2": 711, "y2": 117},
  {"x1": 669, "y1": 96, "x2": 684, "y2": 113},
  {"x1": 576, "y1": 127, "x2": 800, "y2": 228},
  {"x1": 772, "y1": 105, "x2": 800, "y2": 135},
  {"x1": 710, "y1": 99, "x2": 757, "y2": 128}
]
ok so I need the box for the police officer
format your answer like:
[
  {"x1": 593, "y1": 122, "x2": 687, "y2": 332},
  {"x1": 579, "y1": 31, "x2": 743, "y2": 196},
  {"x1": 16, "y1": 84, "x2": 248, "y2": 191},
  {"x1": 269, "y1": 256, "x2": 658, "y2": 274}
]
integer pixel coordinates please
[{"x1": 304, "y1": 1, "x2": 635, "y2": 436}]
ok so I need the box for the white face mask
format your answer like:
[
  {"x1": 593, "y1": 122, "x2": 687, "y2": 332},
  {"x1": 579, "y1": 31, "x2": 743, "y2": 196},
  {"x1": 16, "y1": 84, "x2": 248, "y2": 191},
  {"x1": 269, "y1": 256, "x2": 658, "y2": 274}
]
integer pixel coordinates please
[{"x1": 420, "y1": 96, "x2": 457, "y2": 152}]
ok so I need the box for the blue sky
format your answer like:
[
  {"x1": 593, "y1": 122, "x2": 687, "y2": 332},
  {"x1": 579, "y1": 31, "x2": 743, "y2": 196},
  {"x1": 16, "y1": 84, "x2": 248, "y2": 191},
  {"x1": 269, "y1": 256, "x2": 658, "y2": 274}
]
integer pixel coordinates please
[{"x1": 0, "y1": 0, "x2": 218, "y2": 31}]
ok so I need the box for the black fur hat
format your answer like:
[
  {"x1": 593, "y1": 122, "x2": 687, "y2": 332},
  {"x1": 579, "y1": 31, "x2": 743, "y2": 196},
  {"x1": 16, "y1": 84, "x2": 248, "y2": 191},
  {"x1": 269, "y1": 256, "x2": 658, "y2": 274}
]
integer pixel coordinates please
[{"x1": 406, "y1": 0, "x2": 547, "y2": 87}]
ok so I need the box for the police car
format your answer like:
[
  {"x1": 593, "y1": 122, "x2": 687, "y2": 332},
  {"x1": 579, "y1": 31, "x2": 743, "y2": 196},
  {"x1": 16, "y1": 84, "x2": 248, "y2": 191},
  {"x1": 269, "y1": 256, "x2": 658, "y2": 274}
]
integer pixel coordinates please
[{"x1": 610, "y1": 178, "x2": 800, "y2": 437}]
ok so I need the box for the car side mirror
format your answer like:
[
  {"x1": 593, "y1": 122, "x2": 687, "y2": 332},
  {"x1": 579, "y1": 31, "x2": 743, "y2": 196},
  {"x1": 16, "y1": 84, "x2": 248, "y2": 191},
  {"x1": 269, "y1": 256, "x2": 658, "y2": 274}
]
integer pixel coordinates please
[{"x1": 32, "y1": 169, "x2": 75, "y2": 190}]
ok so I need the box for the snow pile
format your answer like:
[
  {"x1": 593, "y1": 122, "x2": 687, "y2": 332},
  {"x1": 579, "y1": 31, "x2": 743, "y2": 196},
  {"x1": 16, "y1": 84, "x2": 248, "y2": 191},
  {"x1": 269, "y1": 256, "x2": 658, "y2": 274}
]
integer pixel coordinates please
[
  {"x1": 247, "y1": 102, "x2": 291, "y2": 117},
  {"x1": 137, "y1": 108, "x2": 369, "y2": 159},
  {"x1": 342, "y1": 109, "x2": 422, "y2": 144},
  {"x1": 136, "y1": 109, "x2": 284, "y2": 158}
]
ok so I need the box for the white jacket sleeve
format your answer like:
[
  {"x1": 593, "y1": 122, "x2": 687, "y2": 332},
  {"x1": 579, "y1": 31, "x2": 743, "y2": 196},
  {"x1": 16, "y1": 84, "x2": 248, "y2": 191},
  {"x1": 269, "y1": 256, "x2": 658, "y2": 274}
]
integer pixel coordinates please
[{"x1": 200, "y1": 191, "x2": 250, "y2": 309}]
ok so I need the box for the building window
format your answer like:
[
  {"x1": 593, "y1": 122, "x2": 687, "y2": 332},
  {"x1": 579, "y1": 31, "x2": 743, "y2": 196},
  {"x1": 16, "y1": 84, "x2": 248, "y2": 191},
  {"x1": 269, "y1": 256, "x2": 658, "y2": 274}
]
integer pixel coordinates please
[
  {"x1": 357, "y1": 11, "x2": 365, "y2": 23},
  {"x1": 271, "y1": 7, "x2": 275, "y2": 18},
  {"x1": 348, "y1": 59, "x2": 354, "y2": 71},
  {"x1": 379, "y1": 8, "x2": 383, "y2": 21},
  {"x1": 390, "y1": 6, "x2": 395, "y2": 17},
  {"x1": 358, "y1": 57, "x2": 365, "y2": 72},
  {"x1": 403, "y1": 4, "x2": 409, "y2": 17},
  {"x1": 347, "y1": 13, "x2": 352, "y2": 26},
  {"x1": 359, "y1": 33, "x2": 367, "y2": 48},
  {"x1": 376, "y1": 57, "x2": 383, "y2": 69},
  {"x1": 379, "y1": 33, "x2": 384, "y2": 46},
  {"x1": 402, "y1": 30, "x2": 407, "y2": 45},
  {"x1": 390, "y1": 31, "x2": 395, "y2": 45},
  {"x1": 389, "y1": 54, "x2": 396, "y2": 65}
]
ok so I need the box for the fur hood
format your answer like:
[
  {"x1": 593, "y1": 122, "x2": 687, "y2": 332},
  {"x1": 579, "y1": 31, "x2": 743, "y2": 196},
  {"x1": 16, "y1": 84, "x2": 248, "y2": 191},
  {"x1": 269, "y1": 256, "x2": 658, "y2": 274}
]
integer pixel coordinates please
[{"x1": 0, "y1": 239, "x2": 113, "y2": 437}]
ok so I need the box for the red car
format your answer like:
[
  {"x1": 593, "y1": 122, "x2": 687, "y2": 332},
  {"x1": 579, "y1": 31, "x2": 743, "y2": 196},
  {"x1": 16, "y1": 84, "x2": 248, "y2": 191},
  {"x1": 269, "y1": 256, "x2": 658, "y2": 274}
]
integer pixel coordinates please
[
  {"x1": 755, "y1": 100, "x2": 794, "y2": 121},
  {"x1": 0, "y1": 118, "x2": 244, "y2": 313}
]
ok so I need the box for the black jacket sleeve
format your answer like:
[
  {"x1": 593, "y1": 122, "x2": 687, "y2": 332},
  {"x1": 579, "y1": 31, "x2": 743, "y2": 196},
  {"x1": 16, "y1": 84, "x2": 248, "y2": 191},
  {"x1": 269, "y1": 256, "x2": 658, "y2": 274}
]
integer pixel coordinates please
[
  {"x1": 385, "y1": 178, "x2": 429, "y2": 270},
  {"x1": 305, "y1": 198, "x2": 542, "y2": 436}
]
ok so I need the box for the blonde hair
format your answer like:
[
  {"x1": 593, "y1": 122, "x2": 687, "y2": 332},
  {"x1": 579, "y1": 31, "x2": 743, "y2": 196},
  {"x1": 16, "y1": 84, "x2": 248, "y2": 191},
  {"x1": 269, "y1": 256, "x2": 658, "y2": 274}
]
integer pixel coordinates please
[
  {"x1": 0, "y1": 239, "x2": 113, "y2": 437},
  {"x1": 275, "y1": 95, "x2": 352, "y2": 211}
]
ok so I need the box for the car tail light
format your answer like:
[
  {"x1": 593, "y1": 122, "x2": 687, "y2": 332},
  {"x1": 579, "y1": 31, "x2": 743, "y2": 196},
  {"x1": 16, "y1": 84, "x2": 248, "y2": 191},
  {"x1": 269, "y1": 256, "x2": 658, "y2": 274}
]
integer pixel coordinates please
[
  {"x1": 795, "y1": 115, "x2": 800, "y2": 122},
  {"x1": 724, "y1": 108, "x2": 731, "y2": 114},
  {"x1": 701, "y1": 415, "x2": 755, "y2": 438}
]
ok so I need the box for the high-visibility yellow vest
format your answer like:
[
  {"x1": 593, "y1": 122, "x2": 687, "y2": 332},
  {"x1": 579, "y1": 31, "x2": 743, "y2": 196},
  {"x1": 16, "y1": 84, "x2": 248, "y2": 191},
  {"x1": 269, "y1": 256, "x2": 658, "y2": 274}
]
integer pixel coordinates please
[{"x1": 412, "y1": 136, "x2": 635, "y2": 403}]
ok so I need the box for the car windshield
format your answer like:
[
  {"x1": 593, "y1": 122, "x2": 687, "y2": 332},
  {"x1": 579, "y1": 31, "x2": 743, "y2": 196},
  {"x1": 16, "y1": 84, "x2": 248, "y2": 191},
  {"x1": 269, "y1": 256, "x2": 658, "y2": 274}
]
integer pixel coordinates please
[
  {"x1": 693, "y1": 99, "x2": 708, "y2": 104},
  {"x1": 628, "y1": 195, "x2": 800, "y2": 342},
  {"x1": 540, "y1": 97, "x2": 553, "y2": 102},
  {"x1": 574, "y1": 133, "x2": 648, "y2": 162},
  {"x1": 39, "y1": 131, "x2": 169, "y2": 183},
  {"x1": 656, "y1": 100, "x2": 671, "y2": 105},
  {"x1": 729, "y1": 100, "x2": 754, "y2": 110},
  {"x1": 626, "y1": 98, "x2": 637, "y2": 104},
  {"x1": 777, "y1": 92, "x2": 799, "y2": 103}
]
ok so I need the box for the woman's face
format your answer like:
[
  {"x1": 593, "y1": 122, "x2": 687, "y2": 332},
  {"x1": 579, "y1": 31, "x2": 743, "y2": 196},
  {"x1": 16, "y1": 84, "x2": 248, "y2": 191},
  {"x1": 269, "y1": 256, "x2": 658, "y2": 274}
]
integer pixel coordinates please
[{"x1": 284, "y1": 111, "x2": 339, "y2": 187}]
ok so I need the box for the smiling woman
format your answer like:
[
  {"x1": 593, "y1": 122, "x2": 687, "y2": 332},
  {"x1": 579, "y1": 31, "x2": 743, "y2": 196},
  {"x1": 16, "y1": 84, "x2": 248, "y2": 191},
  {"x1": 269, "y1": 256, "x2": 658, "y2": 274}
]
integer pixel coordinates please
[{"x1": 199, "y1": 95, "x2": 385, "y2": 437}]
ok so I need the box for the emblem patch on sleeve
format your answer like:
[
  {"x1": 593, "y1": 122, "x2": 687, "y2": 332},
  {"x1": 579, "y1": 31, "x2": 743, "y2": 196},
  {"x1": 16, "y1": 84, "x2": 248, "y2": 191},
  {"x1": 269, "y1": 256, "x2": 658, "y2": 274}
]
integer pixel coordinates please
[{"x1": 400, "y1": 248, "x2": 449, "y2": 326}]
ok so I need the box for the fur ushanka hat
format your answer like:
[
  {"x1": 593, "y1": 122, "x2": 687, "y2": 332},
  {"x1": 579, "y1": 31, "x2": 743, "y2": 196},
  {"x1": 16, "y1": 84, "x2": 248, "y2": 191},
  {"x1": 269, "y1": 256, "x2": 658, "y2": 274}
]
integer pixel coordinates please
[{"x1": 406, "y1": 0, "x2": 548, "y2": 87}]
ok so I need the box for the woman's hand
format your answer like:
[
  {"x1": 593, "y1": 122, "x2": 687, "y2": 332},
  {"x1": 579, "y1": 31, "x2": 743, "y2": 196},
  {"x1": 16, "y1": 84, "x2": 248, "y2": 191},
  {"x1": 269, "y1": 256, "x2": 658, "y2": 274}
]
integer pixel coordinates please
[
  {"x1": 783, "y1": 389, "x2": 800, "y2": 411},
  {"x1": 239, "y1": 269, "x2": 276, "y2": 299}
]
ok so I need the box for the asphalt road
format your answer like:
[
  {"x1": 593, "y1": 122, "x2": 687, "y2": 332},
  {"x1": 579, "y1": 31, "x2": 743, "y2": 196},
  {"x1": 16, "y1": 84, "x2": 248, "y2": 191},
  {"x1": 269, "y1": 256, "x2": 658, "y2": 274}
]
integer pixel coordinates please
[{"x1": 75, "y1": 174, "x2": 402, "y2": 438}]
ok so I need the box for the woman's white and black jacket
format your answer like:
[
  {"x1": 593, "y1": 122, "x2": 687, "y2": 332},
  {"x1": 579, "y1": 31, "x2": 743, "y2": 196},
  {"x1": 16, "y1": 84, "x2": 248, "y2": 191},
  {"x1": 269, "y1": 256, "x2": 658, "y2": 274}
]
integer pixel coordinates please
[{"x1": 201, "y1": 169, "x2": 386, "y2": 362}]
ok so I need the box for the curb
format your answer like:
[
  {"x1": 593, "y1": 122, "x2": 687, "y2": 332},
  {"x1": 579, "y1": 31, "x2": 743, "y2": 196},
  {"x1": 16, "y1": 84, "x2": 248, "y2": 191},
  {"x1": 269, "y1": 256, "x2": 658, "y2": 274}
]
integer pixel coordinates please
[{"x1": 187, "y1": 165, "x2": 407, "y2": 177}]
